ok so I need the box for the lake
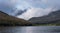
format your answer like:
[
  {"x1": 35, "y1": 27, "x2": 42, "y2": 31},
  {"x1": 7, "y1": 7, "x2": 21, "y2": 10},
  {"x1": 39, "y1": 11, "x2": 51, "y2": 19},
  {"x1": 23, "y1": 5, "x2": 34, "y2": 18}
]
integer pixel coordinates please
[{"x1": 0, "y1": 26, "x2": 60, "y2": 33}]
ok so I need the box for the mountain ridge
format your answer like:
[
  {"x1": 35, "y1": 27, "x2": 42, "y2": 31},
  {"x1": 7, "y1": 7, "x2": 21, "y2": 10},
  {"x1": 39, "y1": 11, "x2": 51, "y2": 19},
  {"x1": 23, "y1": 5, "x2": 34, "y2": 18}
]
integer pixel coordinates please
[
  {"x1": 29, "y1": 10, "x2": 60, "y2": 25},
  {"x1": 0, "y1": 11, "x2": 32, "y2": 26}
]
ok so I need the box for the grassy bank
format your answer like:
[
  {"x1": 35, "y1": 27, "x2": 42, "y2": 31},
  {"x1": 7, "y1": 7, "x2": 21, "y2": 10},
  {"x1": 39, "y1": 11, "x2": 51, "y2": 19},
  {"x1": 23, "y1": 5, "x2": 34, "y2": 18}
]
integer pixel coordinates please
[{"x1": 32, "y1": 23, "x2": 60, "y2": 26}]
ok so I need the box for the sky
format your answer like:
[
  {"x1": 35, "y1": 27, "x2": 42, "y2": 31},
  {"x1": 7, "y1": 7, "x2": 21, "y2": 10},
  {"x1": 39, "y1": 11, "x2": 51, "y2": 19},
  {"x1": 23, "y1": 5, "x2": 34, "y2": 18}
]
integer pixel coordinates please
[{"x1": 0, "y1": 0, "x2": 60, "y2": 20}]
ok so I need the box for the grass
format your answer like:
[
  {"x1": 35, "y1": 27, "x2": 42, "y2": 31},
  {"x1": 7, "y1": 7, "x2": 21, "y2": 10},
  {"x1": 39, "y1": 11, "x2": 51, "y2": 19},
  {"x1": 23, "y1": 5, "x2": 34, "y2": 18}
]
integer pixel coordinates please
[{"x1": 32, "y1": 23, "x2": 60, "y2": 26}]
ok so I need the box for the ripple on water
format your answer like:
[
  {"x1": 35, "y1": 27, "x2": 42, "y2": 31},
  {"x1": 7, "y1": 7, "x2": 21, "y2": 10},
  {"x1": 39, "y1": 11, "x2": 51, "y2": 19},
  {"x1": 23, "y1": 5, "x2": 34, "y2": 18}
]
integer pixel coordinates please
[{"x1": 0, "y1": 26, "x2": 60, "y2": 33}]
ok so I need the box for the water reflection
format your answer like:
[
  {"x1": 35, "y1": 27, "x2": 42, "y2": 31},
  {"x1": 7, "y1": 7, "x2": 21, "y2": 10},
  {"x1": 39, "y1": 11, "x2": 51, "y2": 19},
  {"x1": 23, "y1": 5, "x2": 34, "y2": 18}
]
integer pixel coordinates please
[{"x1": 0, "y1": 26, "x2": 60, "y2": 33}]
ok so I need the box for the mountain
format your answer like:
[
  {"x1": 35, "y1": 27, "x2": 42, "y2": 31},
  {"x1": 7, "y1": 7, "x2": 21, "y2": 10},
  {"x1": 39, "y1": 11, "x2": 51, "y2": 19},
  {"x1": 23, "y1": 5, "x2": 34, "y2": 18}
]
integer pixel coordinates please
[
  {"x1": 0, "y1": 11, "x2": 32, "y2": 26},
  {"x1": 29, "y1": 10, "x2": 60, "y2": 25},
  {"x1": 15, "y1": 9, "x2": 27, "y2": 16}
]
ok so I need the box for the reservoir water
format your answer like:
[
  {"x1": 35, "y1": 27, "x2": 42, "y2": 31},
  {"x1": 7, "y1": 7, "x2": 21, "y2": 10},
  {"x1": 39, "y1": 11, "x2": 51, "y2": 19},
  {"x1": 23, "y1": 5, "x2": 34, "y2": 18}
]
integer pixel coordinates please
[{"x1": 0, "y1": 26, "x2": 60, "y2": 33}]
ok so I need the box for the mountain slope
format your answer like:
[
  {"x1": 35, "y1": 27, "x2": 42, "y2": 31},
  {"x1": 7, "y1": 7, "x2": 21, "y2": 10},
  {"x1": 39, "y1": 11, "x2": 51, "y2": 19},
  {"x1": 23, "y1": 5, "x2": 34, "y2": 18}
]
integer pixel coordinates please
[
  {"x1": 0, "y1": 11, "x2": 32, "y2": 26},
  {"x1": 29, "y1": 10, "x2": 60, "y2": 25},
  {"x1": 15, "y1": 9, "x2": 27, "y2": 16}
]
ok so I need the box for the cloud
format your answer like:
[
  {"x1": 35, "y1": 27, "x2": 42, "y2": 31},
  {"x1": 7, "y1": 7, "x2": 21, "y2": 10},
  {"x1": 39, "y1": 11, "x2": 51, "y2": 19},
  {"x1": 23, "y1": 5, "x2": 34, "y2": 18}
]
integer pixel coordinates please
[
  {"x1": 17, "y1": 0, "x2": 60, "y2": 20},
  {"x1": 0, "y1": 0, "x2": 31, "y2": 16},
  {"x1": 0, "y1": 0, "x2": 60, "y2": 20},
  {"x1": 41, "y1": 0, "x2": 60, "y2": 9},
  {"x1": 17, "y1": 7, "x2": 56, "y2": 20},
  {"x1": 0, "y1": 0, "x2": 17, "y2": 15}
]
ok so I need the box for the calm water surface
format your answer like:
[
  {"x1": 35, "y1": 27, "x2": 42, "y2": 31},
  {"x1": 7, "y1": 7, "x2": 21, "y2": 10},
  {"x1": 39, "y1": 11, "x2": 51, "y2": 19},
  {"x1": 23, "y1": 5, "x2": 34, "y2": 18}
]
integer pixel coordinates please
[{"x1": 0, "y1": 26, "x2": 60, "y2": 33}]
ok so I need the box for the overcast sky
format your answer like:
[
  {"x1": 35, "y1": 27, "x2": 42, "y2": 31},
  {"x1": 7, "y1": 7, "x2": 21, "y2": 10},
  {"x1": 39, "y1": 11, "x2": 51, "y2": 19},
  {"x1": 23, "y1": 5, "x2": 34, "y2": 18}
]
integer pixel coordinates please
[{"x1": 0, "y1": 0, "x2": 60, "y2": 20}]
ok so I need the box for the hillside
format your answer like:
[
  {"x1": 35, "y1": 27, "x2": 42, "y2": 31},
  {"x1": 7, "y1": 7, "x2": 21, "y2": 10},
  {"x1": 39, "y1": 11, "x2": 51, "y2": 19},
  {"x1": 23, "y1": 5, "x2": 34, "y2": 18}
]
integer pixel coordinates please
[
  {"x1": 0, "y1": 11, "x2": 32, "y2": 26},
  {"x1": 29, "y1": 10, "x2": 60, "y2": 26}
]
